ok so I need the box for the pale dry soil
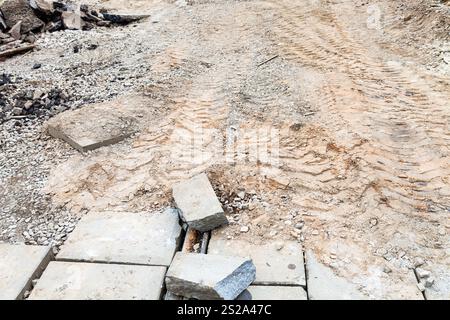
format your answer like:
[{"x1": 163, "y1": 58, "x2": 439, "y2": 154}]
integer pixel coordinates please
[{"x1": 1, "y1": 0, "x2": 449, "y2": 299}]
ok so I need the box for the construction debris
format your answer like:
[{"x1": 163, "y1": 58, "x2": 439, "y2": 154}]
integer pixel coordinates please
[
  {"x1": 172, "y1": 173, "x2": 228, "y2": 232},
  {"x1": 1, "y1": 0, "x2": 44, "y2": 33},
  {"x1": 0, "y1": 0, "x2": 149, "y2": 60},
  {"x1": 165, "y1": 252, "x2": 256, "y2": 300}
]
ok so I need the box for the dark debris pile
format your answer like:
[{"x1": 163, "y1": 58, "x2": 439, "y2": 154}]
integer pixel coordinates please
[{"x1": 0, "y1": 0, "x2": 148, "y2": 59}]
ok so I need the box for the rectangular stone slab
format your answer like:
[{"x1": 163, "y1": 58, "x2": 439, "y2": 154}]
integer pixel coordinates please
[
  {"x1": 46, "y1": 97, "x2": 141, "y2": 152},
  {"x1": 0, "y1": 244, "x2": 52, "y2": 300},
  {"x1": 237, "y1": 286, "x2": 308, "y2": 300},
  {"x1": 57, "y1": 209, "x2": 181, "y2": 266},
  {"x1": 28, "y1": 262, "x2": 166, "y2": 300},
  {"x1": 165, "y1": 252, "x2": 256, "y2": 300},
  {"x1": 208, "y1": 239, "x2": 306, "y2": 286},
  {"x1": 172, "y1": 173, "x2": 227, "y2": 232},
  {"x1": 305, "y1": 250, "x2": 368, "y2": 300}
]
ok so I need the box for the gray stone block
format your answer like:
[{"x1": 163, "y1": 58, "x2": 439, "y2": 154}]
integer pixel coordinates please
[
  {"x1": 57, "y1": 209, "x2": 181, "y2": 266},
  {"x1": 0, "y1": 244, "x2": 52, "y2": 300},
  {"x1": 237, "y1": 286, "x2": 308, "y2": 300},
  {"x1": 28, "y1": 262, "x2": 166, "y2": 300},
  {"x1": 172, "y1": 173, "x2": 228, "y2": 232},
  {"x1": 306, "y1": 250, "x2": 368, "y2": 300},
  {"x1": 208, "y1": 239, "x2": 306, "y2": 286},
  {"x1": 46, "y1": 99, "x2": 138, "y2": 152},
  {"x1": 165, "y1": 252, "x2": 256, "y2": 300}
]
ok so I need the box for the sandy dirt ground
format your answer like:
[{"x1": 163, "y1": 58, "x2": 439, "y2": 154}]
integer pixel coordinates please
[{"x1": 1, "y1": 0, "x2": 449, "y2": 299}]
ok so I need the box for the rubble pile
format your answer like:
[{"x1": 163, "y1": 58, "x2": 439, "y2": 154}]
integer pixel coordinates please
[
  {"x1": 0, "y1": 76, "x2": 72, "y2": 122},
  {"x1": 0, "y1": 0, "x2": 148, "y2": 59}
]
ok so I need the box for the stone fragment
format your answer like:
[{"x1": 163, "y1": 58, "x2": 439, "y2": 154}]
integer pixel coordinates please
[
  {"x1": 61, "y1": 11, "x2": 83, "y2": 30},
  {"x1": 29, "y1": 0, "x2": 55, "y2": 15},
  {"x1": 415, "y1": 268, "x2": 431, "y2": 279},
  {"x1": 165, "y1": 252, "x2": 256, "y2": 300},
  {"x1": 8, "y1": 21, "x2": 21, "y2": 40},
  {"x1": 172, "y1": 173, "x2": 227, "y2": 232},
  {"x1": 29, "y1": 262, "x2": 166, "y2": 300}
]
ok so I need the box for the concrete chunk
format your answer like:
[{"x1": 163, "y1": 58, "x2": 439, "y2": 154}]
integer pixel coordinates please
[
  {"x1": 165, "y1": 252, "x2": 256, "y2": 300},
  {"x1": 46, "y1": 98, "x2": 139, "y2": 152},
  {"x1": 0, "y1": 244, "x2": 52, "y2": 300},
  {"x1": 306, "y1": 250, "x2": 368, "y2": 300},
  {"x1": 57, "y1": 209, "x2": 181, "y2": 266},
  {"x1": 172, "y1": 173, "x2": 227, "y2": 232},
  {"x1": 29, "y1": 262, "x2": 166, "y2": 300},
  {"x1": 237, "y1": 286, "x2": 308, "y2": 300},
  {"x1": 208, "y1": 239, "x2": 306, "y2": 286},
  {"x1": 1, "y1": 0, "x2": 44, "y2": 32}
]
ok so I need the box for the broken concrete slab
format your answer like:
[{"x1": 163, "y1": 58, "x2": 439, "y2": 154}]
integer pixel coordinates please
[
  {"x1": 0, "y1": 243, "x2": 52, "y2": 300},
  {"x1": 46, "y1": 98, "x2": 139, "y2": 152},
  {"x1": 165, "y1": 252, "x2": 256, "y2": 300},
  {"x1": 57, "y1": 209, "x2": 181, "y2": 266},
  {"x1": 28, "y1": 261, "x2": 166, "y2": 300},
  {"x1": 208, "y1": 239, "x2": 306, "y2": 286},
  {"x1": 306, "y1": 250, "x2": 368, "y2": 300},
  {"x1": 172, "y1": 173, "x2": 228, "y2": 232},
  {"x1": 237, "y1": 286, "x2": 308, "y2": 300},
  {"x1": 1, "y1": 0, "x2": 44, "y2": 32},
  {"x1": 61, "y1": 11, "x2": 83, "y2": 30},
  {"x1": 8, "y1": 21, "x2": 21, "y2": 40}
]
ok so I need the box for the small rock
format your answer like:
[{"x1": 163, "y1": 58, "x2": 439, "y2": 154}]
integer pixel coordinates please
[
  {"x1": 32, "y1": 63, "x2": 41, "y2": 70},
  {"x1": 383, "y1": 266, "x2": 392, "y2": 273},
  {"x1": 172, "y1": 173, "x2": 228, "y2": 232},
  {"x1": 9, "y1": 21, "x2": 21, "y2": 41},
  {"x1": 240, "y1": 226, "x2": 249, "y2": 233},
  {"x1": 312, "y1": 230, "x2": 319, "y2": 235},
  {"x1": 416, "y1": 268, "x2": 431, "y2": 279},
  {"x1": 424, "y1": 277, "x2": 435, "y2": 288},
  {"x1": 11, "y1": 107, "x2": 22, "y2": 116},
  {"x1": 61, "y1": 11, "x2": 83, "y2": 30},
  {"x1": 414, "y1": 257, "x2": 425, "y2": 268},
  {"x1": 165, "y1": 252, "x2": 256, "y2": 300},
  {"x1": 294, "y1": 222, "x2": 304, "y2": 229}
]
